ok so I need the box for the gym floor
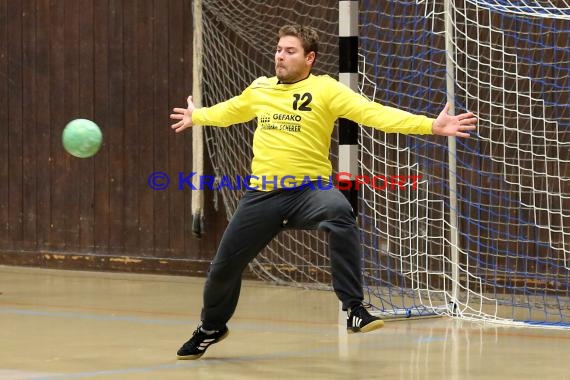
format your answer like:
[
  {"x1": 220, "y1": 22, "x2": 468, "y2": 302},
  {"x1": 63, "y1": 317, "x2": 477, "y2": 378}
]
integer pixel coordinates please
[{"x1": 1, "y1": 265, "x2": 569, "y2": 380}]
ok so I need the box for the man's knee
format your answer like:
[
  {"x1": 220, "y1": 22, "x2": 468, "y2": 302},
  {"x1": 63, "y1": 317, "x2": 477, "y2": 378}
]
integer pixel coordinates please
[
  {"x1": 319, "y1": 191, "x2": 356, "y2": 220},
  {"x1": 325, "y1": 201, "x2": 355, "y2": 220}
]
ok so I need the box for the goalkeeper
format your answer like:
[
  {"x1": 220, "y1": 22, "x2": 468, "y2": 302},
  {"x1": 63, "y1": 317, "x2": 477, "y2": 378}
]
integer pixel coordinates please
[{"x1": 170, "y1": 24, "x2": 477, "y2": 360}]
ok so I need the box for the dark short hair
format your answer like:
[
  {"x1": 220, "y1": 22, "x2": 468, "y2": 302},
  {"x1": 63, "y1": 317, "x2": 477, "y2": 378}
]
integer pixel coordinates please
[{"x1": 278, "y1": 25, "x2": 319, "y2": 60}]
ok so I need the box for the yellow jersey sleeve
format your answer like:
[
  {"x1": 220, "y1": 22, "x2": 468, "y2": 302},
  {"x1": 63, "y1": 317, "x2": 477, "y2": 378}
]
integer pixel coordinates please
[
  {"x1": 192, "y1": 84, "x2": 257, "y2": 127},
  {"x1": 322, "y1": 77, "x2": 434, "y2": 134}
]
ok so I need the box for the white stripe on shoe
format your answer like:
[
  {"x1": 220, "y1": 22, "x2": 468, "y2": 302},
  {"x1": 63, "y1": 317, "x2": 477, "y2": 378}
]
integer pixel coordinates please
[
  {"x1": 352, "y1": 316, "x2": 362, "y2": 328},
  {"x1": 198, "y1": 338, "x2": 216, "y2": 351}
]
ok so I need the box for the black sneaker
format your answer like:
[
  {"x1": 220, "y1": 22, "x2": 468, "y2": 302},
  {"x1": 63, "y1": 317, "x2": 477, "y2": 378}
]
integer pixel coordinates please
[
  {"x1": 347, "y1": 304, "x2": 384, "y2": 333},
  {"x1": 176, "y1": 325, "x2": 229, "y2": 360}
]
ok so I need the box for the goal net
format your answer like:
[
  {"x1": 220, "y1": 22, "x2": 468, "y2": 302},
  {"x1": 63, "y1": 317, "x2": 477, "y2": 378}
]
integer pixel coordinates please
[{"x1": 199, "y1": 0, "x2": 570, "y2": 326}]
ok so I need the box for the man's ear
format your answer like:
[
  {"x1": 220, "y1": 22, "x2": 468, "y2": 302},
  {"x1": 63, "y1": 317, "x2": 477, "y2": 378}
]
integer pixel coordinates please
[{"x1": 306, "y1": 51, "x2": 316, "y2": 66}]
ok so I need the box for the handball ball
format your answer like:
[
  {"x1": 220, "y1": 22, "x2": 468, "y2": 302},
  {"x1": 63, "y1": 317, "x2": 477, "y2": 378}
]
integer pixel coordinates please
[{"x1": 62, "y1": 119, "x2": 103, "y2": 158}]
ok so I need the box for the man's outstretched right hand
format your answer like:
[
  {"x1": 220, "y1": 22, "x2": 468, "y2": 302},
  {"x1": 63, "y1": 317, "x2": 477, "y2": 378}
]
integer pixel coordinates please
[{"x1": 170, "y1": 95, "x2": 196, "y2": 133}]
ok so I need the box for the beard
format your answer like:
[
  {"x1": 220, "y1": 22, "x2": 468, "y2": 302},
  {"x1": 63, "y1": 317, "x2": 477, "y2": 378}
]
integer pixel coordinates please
[{"x1": 275, "y1": 65, "x2": 304, "y2": 84}]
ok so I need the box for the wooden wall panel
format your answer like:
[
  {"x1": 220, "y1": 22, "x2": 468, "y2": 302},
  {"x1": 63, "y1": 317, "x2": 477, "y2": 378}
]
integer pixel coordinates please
[
  {"x1": 35, "y1": 0, "x2": 51, "y2": 251},
  {"x1": 7, "y1": 0, "x2": 23, "y2": 247},
  {"x1": 78, "y1": 0, "x2": 96, "y2": 252},
  {"x1": 154, "y1": 0, "x2": 172, "y2": 253},
  {"x1": 0, "y1": 0, "x2": 225, "y2": 276},
  {"x1": 0, "y1": 0, "x2": 8, "y2": 246},
  {"x1": 21, "y1": 0, "x2": 37, "y2": 251},
  {"x1": 49, "y1": 0, "x2": 65, "y2": 250},
  {"x1": 92, "y1": 0, "x2": 110, "y2": 254},
  {"x1": 107, "y1": 0, "x2": 126, "y2": 254},
  {"x1": 137, "y1": 0, "x2": 155, "y2": 255}
]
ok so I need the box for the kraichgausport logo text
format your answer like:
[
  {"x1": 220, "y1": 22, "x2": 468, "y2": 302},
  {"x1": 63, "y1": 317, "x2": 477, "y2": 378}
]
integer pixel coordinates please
[{"x1": 147, "y1": 172, "x2": 422, "y2": 191}]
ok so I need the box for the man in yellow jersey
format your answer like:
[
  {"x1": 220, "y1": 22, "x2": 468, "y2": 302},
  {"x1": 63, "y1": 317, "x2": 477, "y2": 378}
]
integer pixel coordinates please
[{"x1": 170, "y1": 25, "x2": 477, "y2": 360}]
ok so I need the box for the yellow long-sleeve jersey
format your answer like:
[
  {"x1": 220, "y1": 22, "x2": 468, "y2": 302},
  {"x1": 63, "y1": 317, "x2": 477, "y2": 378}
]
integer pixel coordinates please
[{"x1": 192, "y1": 74, "x2": 434, "y2": 191}]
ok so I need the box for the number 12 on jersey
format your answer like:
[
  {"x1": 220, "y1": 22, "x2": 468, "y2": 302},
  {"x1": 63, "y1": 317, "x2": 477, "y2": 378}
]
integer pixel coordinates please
[{"x1": 292, "y1": 93, "x2": 312, "y2": 111}]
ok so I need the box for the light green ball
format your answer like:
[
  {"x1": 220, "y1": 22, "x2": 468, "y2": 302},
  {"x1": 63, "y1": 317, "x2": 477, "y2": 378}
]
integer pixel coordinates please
[{"x1": 62, "y1": 119, "x2": 103, "y2": 158}]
